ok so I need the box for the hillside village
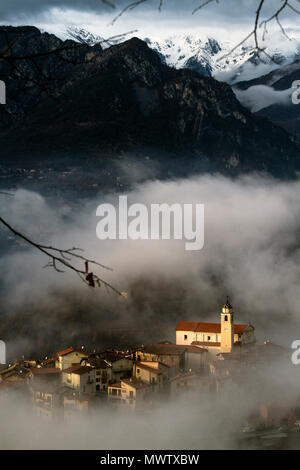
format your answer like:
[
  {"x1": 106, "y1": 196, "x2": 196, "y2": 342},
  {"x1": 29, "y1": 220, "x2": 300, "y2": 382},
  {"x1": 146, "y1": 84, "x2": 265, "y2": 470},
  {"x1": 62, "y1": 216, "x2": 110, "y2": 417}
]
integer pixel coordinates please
[{"x1": 0, "y1": 299, "x2": 298, "y2": 433}]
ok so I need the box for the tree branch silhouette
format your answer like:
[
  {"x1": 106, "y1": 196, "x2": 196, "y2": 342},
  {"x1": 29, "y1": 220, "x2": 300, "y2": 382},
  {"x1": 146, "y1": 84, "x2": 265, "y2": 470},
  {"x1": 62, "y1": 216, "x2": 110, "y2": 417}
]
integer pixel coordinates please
[
  {"x1": 0, "y1": 215, "x2": 123, "y2": 295},
  {"x1": 111, "y1": 0, "x2": 300, "y2": 64}
]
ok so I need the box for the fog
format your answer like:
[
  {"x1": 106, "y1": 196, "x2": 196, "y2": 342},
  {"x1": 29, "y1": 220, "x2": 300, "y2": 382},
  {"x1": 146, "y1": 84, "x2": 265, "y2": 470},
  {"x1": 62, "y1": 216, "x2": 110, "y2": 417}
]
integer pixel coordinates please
[
  {"x1": 1, "y1": 354, "x2": 299, "y2": 450},
  {"x1": 234, "y1": 84, "x2": 292, "y2": 112},
  {"x1": 2, "y1": 172, "x2": 300, "y2": 448},
  {"x1": 1, "y1": 172, "x2": 300, "y2": 359}
]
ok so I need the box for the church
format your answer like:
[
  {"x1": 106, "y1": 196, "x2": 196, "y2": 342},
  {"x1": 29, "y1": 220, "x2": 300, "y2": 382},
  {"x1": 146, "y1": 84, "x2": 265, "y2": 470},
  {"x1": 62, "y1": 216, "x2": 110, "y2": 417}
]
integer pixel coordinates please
[{"x1": 176, "y1": 299, "x2": 255, "y2": 356}]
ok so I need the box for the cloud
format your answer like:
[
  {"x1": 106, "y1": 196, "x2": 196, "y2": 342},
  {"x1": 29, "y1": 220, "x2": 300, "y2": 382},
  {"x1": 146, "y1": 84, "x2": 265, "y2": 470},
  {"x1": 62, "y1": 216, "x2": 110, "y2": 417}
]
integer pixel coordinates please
[
  {"x1": 1, "y1": 0, "x2": 299, "y2": 44},
  {"x1": 215, "y1": 61, "x2": 280, "y2": 85},
  {"x1": 1, "y1": 354, "x2": 299, "y2": 450},
  {"x1": 2, "y1": 173, "x2": 300, "y2": 359},
  {"x1": 0, "y1": 0, "x2": 254, "y2": 21},
  {"x1": 2, "y1": 173, "x2": 300, "y2": 449}
]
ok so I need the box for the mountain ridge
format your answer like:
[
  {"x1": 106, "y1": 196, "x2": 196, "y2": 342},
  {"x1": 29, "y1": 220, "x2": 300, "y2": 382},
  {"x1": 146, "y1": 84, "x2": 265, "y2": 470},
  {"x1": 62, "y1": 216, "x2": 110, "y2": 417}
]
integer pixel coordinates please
[
  {"x1": 63, "y1": 26, "x2": 300, "y2": 81},
  {"x1": 0, "y1": 26, "x2": 299, "y2": 178}
]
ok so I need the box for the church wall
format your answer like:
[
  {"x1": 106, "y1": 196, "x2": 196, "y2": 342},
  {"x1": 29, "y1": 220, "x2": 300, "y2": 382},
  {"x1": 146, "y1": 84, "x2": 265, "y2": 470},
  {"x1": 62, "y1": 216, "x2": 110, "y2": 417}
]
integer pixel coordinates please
[{"x1": 176, "y1": 331, "x2": 196, "y2": 345}]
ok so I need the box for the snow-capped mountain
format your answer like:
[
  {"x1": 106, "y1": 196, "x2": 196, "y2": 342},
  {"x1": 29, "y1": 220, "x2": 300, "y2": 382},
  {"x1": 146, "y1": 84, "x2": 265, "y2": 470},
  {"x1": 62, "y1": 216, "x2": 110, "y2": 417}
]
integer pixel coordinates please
[
  {"x1": 144, "y1": 35, "x2": 250, "y2": 77},
  {"x1": 2, "y1": 27, "x2": 299, "y2": 178},
  {"x1": 64, "y1": 26, "x2": 136, "y2": 49},
  {"x1": 143, "y1": 33, "x2": 300, "y2": 82},
  {"x1": 63, "y1": 27, "x2": 300, "y2": 83},
  {"x1": 65, "y1": 26, "x2": 104, "y2": 46}
]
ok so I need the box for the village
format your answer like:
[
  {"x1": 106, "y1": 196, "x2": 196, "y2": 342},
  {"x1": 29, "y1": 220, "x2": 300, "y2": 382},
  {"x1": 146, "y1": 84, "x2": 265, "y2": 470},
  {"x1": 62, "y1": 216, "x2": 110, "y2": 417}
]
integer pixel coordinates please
[{"x1": 0, "y1": 299, "x2": 298, "y2": 439}]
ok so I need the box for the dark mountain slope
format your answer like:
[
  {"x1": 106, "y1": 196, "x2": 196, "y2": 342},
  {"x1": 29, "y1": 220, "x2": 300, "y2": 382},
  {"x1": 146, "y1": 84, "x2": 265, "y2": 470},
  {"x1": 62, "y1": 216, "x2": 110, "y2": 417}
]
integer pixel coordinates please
[{"x1": 0, "y1": 27, "x2": 299, "y2": 176}]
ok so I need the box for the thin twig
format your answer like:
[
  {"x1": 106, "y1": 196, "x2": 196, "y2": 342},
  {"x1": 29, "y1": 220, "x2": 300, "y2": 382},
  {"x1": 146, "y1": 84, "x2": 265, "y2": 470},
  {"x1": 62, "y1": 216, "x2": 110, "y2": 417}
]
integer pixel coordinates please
[{"x1": 0, "y1": 216, "x2": 122, "y2": 295}]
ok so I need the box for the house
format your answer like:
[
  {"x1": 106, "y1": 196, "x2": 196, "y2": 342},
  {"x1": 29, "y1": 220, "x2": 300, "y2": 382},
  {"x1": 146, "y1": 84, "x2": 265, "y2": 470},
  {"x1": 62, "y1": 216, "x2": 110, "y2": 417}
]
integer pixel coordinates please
[
  {"x1": 135, "y1": 344, "x2": 185, "y2": 375},
  {"x1": 215, "y1": 340, "x2": 290, "y2": 365},
  {"x1": 134, "y1": 361, "x2": 169, "y2": 389},
  {"x1": 62, "y1": 365, "x2": 96, "y2": 394},
  {"x1": 108, "y1": 378, "x2": 152, "y2": 411},
  {"x1": 81, "y1": 357, "x2": 112, "y2": 393},
  {"x1": 27, "y1": 367, "x2": 62, "y2": 385},
  {"x1": 91, "y1": 351, "x2": 133, "y2": 382},
  {"x1": 176, "y1": 299, "x2": 255, "y2": 356},
  {"x1": 0, "y1": 363, "x2": 29, "y2": 397},
  {"x1": 27, "y1": 368, "x2": 63, "y2": 420},
  {"x1": 41, "y1": 356, "x2": 57, "y2": 368},
  {"x1": 30, "y1": 382, "x2": 65, "y2": 421},
  {"x1": 55, "y1": 347, "x2": 88, "y2": 371},
  {"x1": 62, "y1": 388, "x2": 90, "y2": 420},
  {"x1": 0, "y1": 363, "x2": 30, "y2": 385},
  {"x1": 136, "y1": 343, "x2": 208, "y2": 375},
  {"x1": 169, "y1": 372, "x2": 212, "y2": 397}
]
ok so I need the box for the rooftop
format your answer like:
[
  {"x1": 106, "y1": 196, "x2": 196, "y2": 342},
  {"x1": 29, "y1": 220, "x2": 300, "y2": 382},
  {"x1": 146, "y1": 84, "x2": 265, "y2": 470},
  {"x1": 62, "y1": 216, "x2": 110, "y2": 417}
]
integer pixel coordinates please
[
  {"x1": 63, "y1": 365, "x2": 93, "y2": 375},
  {"x1": 176, "y1": 321, "x2": 248, "y2": 335},
  {"x1": 122, "y1": 378, "x2": 150, "y2": 390},
  {"x1": 170, "y1": 373, "x2": 202, "y2": 383},
  {"x1": 85, "y1": 358, "x2": 110, "y2": 369},
  {"x1": 109, "y1": 381, "x2": 122, "y2": 389},
  {"x1": 42, "y1": 357, "x2": 57, "y2": 365},
  {"x1": 29, "y1": 367, "x2": 61, "y2": 375},
  {"x1": 191, "y1": 341, "x2": 221, "y2": 347},
  {"x1": 57, "y1": 347, "x2": 88, "y2": 357},
  {"x1": 144, "y1": 343, "x2": 207, "y2": 355},
  {"x1": 136, "y1": 362, "x2": 163, "y2": 375},
  {"x1": 92, "y1": 352, "x2": 128, "y2": 364}
]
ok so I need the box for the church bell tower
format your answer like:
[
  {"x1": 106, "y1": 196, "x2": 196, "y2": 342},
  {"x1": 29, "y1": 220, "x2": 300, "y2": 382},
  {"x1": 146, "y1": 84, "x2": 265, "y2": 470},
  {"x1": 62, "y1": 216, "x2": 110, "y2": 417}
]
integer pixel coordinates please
[{"x1": 220, "y1": 297, "x2": 234, "y2": 353}]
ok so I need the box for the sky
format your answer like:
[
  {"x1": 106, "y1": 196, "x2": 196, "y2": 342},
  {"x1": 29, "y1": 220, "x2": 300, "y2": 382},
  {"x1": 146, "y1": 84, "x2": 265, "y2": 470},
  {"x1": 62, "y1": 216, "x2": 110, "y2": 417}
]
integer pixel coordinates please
[{"x1": 1, "y1": 0, "x2": 300, "y2": 43}]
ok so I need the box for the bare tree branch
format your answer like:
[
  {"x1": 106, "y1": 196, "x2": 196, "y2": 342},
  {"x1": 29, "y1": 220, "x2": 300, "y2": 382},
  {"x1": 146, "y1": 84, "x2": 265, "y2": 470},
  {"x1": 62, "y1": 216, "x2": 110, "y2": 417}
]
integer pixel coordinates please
[
  {"x1": 192, "y1": 0, "x2": 218, "y2": 16},
  {"x1": 110, "y1": 0, "x2": 300, "y2": 65},
  {"x1": 111, "y1": 0, "x2": 148, "y2": 25},
  {"x1": 0, "y1": 215, "x2": 123, "y2": 295}
]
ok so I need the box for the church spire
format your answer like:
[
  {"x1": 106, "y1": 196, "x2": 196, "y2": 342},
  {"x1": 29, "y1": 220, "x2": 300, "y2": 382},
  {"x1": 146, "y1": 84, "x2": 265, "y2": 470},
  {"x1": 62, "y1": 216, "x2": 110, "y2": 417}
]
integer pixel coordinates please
[
  {"x1": 222, "y1": 296, "x2": 233, "y2": 314},
  {"x1": 220, "y1": 297, "x2": 234, "y2": 353}
]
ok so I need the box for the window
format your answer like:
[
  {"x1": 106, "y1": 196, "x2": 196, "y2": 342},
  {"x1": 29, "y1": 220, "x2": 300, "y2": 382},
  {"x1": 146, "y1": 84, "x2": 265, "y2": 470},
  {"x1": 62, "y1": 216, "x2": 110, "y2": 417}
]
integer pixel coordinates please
[
  {"x1": 184, "y1": 335, "x2": 188, "y2": 340},
  {"x1": 207, "y1": 336, "x2": 211, "y2": 341},
  {"x1": 137, "y1": 368, "x2": 140, "y2": 374},
  {"x1": 225, "y1": 315, "x2": 228, "y2": 321}
]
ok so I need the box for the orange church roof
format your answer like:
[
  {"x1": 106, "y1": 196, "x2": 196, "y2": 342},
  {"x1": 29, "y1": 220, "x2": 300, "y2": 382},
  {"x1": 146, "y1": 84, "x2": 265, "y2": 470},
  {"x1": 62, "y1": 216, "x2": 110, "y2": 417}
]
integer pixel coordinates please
[
  {"x1": 57, "y1": 347, "x2": 88, "y2": 357},
  {"x1": 176, "y1": 321, "x2": 248, "y2": 335}
]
